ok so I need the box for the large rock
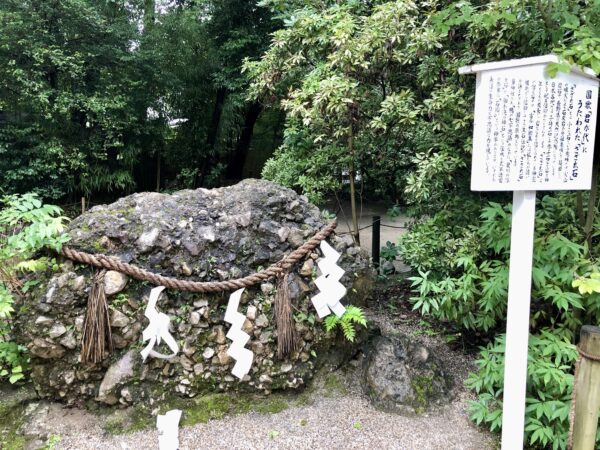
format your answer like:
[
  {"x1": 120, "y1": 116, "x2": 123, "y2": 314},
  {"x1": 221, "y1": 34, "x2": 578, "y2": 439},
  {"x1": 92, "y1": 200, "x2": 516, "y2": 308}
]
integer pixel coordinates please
[
  {"x1": 15, "y1": 180, "x2": 372, "y2": 405},
  {"x1": 97, "y1": 350, "x2": 138, "y2": 405},
  {"x1": 362, "y1": 335, "x2": 452, "y2": 414}
]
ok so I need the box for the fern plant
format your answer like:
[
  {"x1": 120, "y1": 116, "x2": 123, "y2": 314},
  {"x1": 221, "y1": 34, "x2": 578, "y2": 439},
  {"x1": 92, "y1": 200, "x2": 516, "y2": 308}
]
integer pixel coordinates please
[
  {"x1": 324, "y1": 305, "x2": 367, "y2": 342},
  {"x1": 0, "y1": 193, "x2": 69, "y2": 383}
]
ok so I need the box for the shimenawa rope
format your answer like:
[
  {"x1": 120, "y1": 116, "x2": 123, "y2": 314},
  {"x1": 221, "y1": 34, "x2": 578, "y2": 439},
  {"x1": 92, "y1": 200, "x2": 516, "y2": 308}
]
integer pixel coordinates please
[
  {"x1": 67, "y1": 221, "x2": 337, "y2": 363},
  {"x1": 62, "y1": 221, "x2": 337, "y2": 293}
]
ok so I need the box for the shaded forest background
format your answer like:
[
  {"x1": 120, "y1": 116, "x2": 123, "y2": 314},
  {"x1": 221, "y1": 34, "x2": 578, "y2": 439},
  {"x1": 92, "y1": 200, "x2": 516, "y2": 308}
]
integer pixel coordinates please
[{"x1": 0, "y1": 0, "x2": 284, "y2": 201}]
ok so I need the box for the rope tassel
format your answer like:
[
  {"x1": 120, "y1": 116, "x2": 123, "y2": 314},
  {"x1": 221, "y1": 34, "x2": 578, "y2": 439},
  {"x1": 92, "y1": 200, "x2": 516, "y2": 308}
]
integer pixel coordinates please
[
  {"x1": 80, "y1": 269, "x2": 113, "y2": 364},
  {"x1": 274, "y1": 273, "x2": 299, "y2": 359}
]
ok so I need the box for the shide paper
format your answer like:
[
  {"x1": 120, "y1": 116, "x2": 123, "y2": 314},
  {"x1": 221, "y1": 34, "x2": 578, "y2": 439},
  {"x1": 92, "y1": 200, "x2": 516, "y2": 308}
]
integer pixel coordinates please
[
  {"x1": 157, "y1": 409, "x2": 182, "y2": 450},
  {"x1": 224, "y1": 288, "x2": 254, "y2": 379},
  {"x1": 141, "y1": 286, "x2": 179, "y2": 361},
  {"x1": 311, "y1": 241, "x2": 347, "y2": 318}
]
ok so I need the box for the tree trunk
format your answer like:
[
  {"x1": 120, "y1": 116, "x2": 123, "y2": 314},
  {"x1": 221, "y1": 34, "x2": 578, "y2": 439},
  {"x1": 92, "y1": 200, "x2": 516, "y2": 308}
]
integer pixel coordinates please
[
  {"x1": 156, "y1": 149, "x2": 161, "y2": 192},
  {"x1": 207, "y1": 88, "x2": 226, "y2": 151},
  {"x1": 199, "y1": 88, "x2": 227, "y2": 186},
  {"x1": 348, "y1": 128, "x2": 360, "y2": 245},
  {"x1": 226, "y1": 101, "x2": 262, "y2": 180}
]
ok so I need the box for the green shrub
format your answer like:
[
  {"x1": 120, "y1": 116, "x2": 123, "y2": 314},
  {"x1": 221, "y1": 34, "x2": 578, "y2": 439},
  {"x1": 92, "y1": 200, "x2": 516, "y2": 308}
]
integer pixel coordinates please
[
  {"x1": 399, "y1": 193, "x2": 600, "y2": 448},
  {"x1": 467, "y1": 332, "x2": 577, "y2": 450},
  {"x1": 0, "y1": 193, "x2": 69, "y2": 384}
]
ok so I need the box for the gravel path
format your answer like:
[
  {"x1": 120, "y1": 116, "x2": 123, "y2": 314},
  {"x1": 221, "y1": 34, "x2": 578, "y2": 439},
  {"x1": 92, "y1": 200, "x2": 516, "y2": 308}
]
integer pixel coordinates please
[{"x1": 53, "y1": 390, "x2": 495, "y2": 450}]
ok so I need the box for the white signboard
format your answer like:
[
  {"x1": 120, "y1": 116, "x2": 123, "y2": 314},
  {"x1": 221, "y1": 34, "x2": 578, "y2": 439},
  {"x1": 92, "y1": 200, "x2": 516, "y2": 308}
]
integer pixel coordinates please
[
  {"x1": 460, "y1": 55, "x2": 599, "y2": 450},
  {"x1": 468, "y1": 57, "x2": 599, "y2": 191}
]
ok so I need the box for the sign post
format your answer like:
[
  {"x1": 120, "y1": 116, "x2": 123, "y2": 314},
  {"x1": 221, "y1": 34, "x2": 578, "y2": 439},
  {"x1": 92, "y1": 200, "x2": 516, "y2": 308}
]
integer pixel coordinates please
[{"x1": 459, "y1": 55, "x2": 599, "y2": 449}]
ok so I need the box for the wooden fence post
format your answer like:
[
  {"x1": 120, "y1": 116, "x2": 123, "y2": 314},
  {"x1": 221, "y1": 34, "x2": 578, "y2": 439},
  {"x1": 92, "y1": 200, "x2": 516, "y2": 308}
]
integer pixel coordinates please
[
  {"x1": 572, "y1": 325, "x2": 600, "y2": 450},
  {"x1": 372, "y1": 215, "x2": 380, "y2": 270}
]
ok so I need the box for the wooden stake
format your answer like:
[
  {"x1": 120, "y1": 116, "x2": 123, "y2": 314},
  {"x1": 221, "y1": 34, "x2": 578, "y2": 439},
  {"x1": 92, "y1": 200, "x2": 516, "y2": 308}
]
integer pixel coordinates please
[{"x1": 572, "y1": 325, "x2": 600, "y2": 450}]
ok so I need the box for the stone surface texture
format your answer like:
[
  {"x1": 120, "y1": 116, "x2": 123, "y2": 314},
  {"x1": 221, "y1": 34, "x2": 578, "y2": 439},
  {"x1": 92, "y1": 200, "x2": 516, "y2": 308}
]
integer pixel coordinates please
[
  {"x1": 15, "y1": 179, "x2": 372, "y2": 405},
  {"x1": 362, "y1": 335, "x2": 452, "y2": 414}
]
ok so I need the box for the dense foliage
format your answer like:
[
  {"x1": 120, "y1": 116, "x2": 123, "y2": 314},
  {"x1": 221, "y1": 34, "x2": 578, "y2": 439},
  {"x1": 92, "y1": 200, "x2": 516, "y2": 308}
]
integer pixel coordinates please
[
  {"x1": 0, "y1": 0, "x2": 281, "y2": 200},
  {"x1": 0, "y1": 193, "x2": 69, "y2": 383},
  {"x1": 247, "y1": 0, "x2": 600, "y2": 448}
]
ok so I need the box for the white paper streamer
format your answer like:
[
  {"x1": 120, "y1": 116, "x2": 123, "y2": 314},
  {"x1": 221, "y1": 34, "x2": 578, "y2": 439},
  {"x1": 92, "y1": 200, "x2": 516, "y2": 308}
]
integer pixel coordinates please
[
  {"x1": 157, "y1": 409, "x2": 182, "y2": 450},
  {"x1": 311, "y1": 241, "x2": 347, "y2": 318},
  {"x1": 141, "y1": 286, "x2": 179, "y2": 361},
  {"x1": 224, "y1": 288, "x2": 254, "y2": 379}
]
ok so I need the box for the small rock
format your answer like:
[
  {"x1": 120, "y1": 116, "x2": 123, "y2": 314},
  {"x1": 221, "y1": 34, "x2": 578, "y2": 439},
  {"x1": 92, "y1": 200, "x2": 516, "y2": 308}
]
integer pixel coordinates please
[
  {"x1": 251, "y1": 342, "x2": 265, "y2": 355},
  {"x1": 56, "y1": 273, "x2": 71, "y2": 289},
  {"x1": 216, "y1": 269, "x2": 229, "y2": 280},
  {"x1": 255, "y1": 314, "x2": 269, "y2": 328},
  {"x1": 189, "y1": 311, "x2": 201, "y2": 325},
  {"x1": 280, "y1": 363, "x2": 293, "y2": 373},
  {"x1": 246, "y1": 305, "x2": 257, "y2": 321},
  {"x1": 242, "y1": 318, "x2": 254, "y2": 334},
  {"x1": 64, "y1": 371, "x2": 76, "y2": 385},
  {"x1": 259, "y1": 374, "x2": 272, "y2": 383},
  {"x1": 29, "y1": 338, "x2": 65, "y2": 359},
  {"x1": 261, "y1": 283, "x2": 274, "y2": 294},
  {"x1": 198, "y1": 226, "x2": 216, "y2": 242},
  {"x1": 136, "y1": 228, "x2": 160, "y2": 253},
  {"x1": 48, "y1": 323, "x2": 67, "y2": 339},
  {"x1": 71, "y1": 275, "x2": 86, "y2": 291},
  {"x1": 180, "y1": 356, "x2": 194, "y2": 371},
  {"x1": 104, "y1": 271, "x2": 128, "y2": 295},
  {"x1": 193, "y1": 363, "x2": 204, "y2": 375},
  {"x1": 215, "y1": 326, "x2": 227, "y2": 344},
  {"x1": 202, "y1": 347, "x2": 215, "y2": 359},
  {"x1": 234, "y1": 211, "x2": 252, "y2": 227},
  {"x1": 183, "y1": 340, "x2": 197, "y2": 357},
  {"x1": 59, "y1": 332, "x2": 77, "y2": 350},
  {"x1": 181, "y1": 262, "x2": 193, "y2": 276},
  {"x1": 259, "y1": 331, "x2": 272, "y2": 344},
  {"x1": 277, "y1": 227, "x2": 290, "y2": 242},
  {"x1": 217, "y1": 349, "x2": 231, "y2": 365},
  {"x1": 110, "y1": 310, "x2": 130, "y2": 328},
  {"x1": 74, "y1": 315, "x2": 85, "y2": 332},
  {"x1": 347, "y1": 247, "x2": 360, "y2": 257},
  {"x1": 34, "y1": 316, "x2": 54, "y2": 326},
  {"x1": 299, "y1": 259, "x2": 314, "y2": 277},
  {"x1": 99, "y1": 236, "x2": 111, "y2": 249},
  {"x1": 121, "y1": 387, "x2": 133, "y2": 403},
  {"x1": 194, "y1": 299, "x2": 209, "y2": 308},
  {"x1": 287, "y1": 229, "x2": 304, "y2": 247}
]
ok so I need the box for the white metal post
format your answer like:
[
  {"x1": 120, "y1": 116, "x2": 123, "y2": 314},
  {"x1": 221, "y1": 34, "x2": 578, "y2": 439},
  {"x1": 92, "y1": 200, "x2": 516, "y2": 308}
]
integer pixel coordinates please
[{"x1": 501, "y1": 190, "x2": 537, "y2": 450}]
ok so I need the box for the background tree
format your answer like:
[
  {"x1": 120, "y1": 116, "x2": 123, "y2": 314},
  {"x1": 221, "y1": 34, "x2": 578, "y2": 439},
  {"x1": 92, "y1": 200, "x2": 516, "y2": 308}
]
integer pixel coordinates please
[
  {"x1": 0, "y1": 0, "x2": 157, "y2": 199},
  {"x1": 245, "y1": 1, "x2": 435, "y2": 241},
  {"x1": 248, "y1": 0, "x2": 600, "y2": 447}
]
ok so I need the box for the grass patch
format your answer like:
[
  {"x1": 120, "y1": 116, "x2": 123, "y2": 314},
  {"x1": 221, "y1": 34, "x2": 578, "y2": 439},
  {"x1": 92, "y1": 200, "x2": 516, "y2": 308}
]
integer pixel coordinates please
[
  {"x1": 102, "y1": 391, "x2": 291, "y2": 435},
  {"x1": 322, "y1": 372, "x2": 348, "y2": 397}
]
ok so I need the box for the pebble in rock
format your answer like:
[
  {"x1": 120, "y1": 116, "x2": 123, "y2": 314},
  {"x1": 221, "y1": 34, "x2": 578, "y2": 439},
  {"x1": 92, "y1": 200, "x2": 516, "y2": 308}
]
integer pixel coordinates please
[{"x1": 104, "y1": 271, "x2": 128, "y2": 295}]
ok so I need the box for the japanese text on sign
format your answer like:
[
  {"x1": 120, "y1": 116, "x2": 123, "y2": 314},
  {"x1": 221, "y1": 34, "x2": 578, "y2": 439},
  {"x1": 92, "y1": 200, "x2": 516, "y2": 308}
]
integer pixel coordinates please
[{"x1": 471, "y1": 70, "x2": 598, "y2": 191}]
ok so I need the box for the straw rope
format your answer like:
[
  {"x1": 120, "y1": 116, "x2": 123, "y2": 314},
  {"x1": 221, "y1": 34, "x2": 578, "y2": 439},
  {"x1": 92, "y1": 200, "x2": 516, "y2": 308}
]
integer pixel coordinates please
[{"x1": 61, "y1": 221, "x2": 337, "y2": 292}]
